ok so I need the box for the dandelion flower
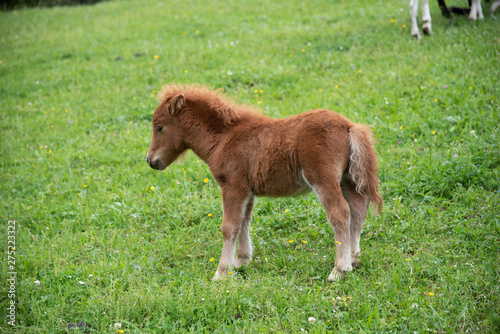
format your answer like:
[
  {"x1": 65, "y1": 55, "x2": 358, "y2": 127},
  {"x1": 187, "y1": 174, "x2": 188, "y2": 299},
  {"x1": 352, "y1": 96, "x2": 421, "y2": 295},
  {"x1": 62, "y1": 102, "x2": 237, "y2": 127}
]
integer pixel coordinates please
[
  {"x1": 358, "y1": 70, "x2": 362, "y2": 73},
  {"x1": 208, "y1": 213, "x2": 212, "y2": 217},
  {"x1": 204, "y1": 178, "x2": 209, "y2": 183},
  {"x1": 318, "y1": 89, "x2": 322, "y2": 92},
  {"x1": 285, "y1": 209, "x2": 289, "y2": 213},
  {"x1": 49, "y1": 150, "x2": 52, "y2": 154},
  {"x1": 254, "y1": 89, "x2": 258, "y2": 93},
  {"x1": 133, "y1": 97, "x2": 136, "y2": 100},
  {"x1": 335, "y1": 85, "x2": 339, "y2": 88},
  {"x1": 469, "y1": 86, "x2": 472, "y2": 90},
  {"x1": 428, "y1": 292, "x2": 434, "y2": 296},
  {"x1": 65, "y1": 109, "x2": 68, "y2": 112},
  {"x1": 40, "y1": 145, "x2": 43, "y2": 149},
  {"x1": 434, "y1": 99, "x2": 437, "y2": 102},
  {"x1": 184, "y1": 70, "x2": 188, "y2": 73},
  {"x1": 83, "y1": 185, "x2": 87, "y2": 188},
  {"x1": 301, "y1": 49, "x2": 305, "y2": 52},
  {"x1": 335, "y1": 240, "x2": 342, "y2": 245},
  {"x1": 258, "y1": 101, "x2": 262, "y2": 104},
  {"x1": 209, "y1": 257, "x2": 214, "y2": 262},
  {"x1": 289, "y1": 240, "x2": 294, "y2": 243},
  {"x1": 302, "y1": 240, "x2": 307, "y2": 244},
  {"x1": 405, "y1": 259, "x2": 411, "y2": 261},
  {"x1": 259, "y1": 90, "x2": 263, "y2": 93},
  {"x1": 78, "y1": 193, "x2": 81, "y2": 196},
  {"x1": 402, "y1": 24, "x2": 406, "y2": 28},
  {"x1": 400, "y1": 126, "x2": 403, "y2": 130},
  {"x1": 432, "y1": 131, "x2": 436, "y2": 135},
  {"x1": 154, "y1": 55, "x2": 159, "y2": 59},
  {"x1": 228, "y1": 271, "x2": 232, "y2": 274},
  {"x1": 150, "y1": 186, "x2": 155, "y2": 191},
  {"x1": 118, "y1": 331, "x2": 124, "y2": 334}
]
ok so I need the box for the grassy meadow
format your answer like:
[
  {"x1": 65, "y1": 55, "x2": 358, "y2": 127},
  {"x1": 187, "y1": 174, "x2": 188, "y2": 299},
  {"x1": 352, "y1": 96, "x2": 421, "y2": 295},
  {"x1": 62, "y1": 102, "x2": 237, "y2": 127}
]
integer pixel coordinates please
[{"x1": 1, "y1": 0, "x2": 499, "y2": 332}]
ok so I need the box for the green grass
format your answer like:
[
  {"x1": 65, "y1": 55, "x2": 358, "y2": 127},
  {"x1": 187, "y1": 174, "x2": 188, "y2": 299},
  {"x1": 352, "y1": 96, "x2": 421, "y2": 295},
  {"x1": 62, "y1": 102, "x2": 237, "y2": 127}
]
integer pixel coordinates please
[{"x1": 1, "y1": 0, "x2": 499, "y2": 332}]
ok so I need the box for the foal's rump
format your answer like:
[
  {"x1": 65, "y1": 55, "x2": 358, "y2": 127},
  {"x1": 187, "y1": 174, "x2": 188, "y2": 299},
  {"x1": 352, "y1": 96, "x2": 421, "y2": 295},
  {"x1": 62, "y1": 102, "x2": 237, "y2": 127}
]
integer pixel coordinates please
[{"x1": 294, "y1": 109, "x2": 382, "y2": 212}]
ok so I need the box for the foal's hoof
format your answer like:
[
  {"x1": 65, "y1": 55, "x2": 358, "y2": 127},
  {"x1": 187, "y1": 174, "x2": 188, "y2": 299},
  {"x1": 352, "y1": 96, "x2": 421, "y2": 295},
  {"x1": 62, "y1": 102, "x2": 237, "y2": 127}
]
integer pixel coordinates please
[
  {"x1": 328, "y1": 264, "x2": 352, "y2": 281},
  {"x1": 235, "y1": 255, "x2": 252, "y2": 268},
  {"x1": 352, "y1": 257, "x2": 362, "y2": 268},
  {"x1": 212, "y1": 271, "x2": 225, "y2": 281},
  {"x1": 328, "y1": 271, "x2": 343, "y2": 281}
]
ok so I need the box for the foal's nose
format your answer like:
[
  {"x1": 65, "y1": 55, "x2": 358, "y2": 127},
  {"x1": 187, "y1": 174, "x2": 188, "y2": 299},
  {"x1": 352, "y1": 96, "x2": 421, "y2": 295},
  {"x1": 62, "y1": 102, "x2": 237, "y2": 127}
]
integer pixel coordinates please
[{"x1": 146, "y1": 156, "x2": 151, "y2": 164}]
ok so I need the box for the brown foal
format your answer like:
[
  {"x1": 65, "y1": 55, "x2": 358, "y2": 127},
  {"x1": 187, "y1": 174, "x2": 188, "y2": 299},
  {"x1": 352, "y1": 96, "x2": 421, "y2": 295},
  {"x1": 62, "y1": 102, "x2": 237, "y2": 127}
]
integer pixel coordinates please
[{"x1": 146, "y1": 84, "x2": 382, "y2": 281}]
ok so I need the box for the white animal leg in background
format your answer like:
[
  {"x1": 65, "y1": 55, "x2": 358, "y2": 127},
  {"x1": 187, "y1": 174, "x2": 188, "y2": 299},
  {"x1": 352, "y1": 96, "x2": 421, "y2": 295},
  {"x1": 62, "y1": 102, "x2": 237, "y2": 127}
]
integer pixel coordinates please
[
  {"x1": 422, "y1": 0, "x2": 432, "y2": 35},
  {"x1": 410, "y1": 0, "x2": 422, "y2": 39},
  {"x1": 492, "y1": 1, "x2": 500, "y2": 14},
  {"x1": 470, "y1": 0, "x2": 484, "y2": 19}
]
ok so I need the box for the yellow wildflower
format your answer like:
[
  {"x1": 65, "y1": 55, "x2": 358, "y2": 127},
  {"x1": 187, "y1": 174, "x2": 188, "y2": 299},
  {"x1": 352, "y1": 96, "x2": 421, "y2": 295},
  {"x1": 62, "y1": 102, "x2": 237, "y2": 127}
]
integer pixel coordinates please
[
  {"x1": 154, "y1": 55, "x2": 159, "y2": 59},
  {"x1": 209, "y1": 257, "x2": 214, "y2": 262},
  {"x1": 204, "y1": 178, "x2": 209, "y2": 183},
  {"x1": 150, "y1": 186, "x2": 155, "y2": 191}
]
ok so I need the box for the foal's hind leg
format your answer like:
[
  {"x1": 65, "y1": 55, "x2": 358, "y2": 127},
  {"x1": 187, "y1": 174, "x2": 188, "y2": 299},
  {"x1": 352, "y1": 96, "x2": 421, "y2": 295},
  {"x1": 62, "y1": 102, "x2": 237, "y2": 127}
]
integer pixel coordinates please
[
  {"x1": 235, "y1": 196, "x2": 255, "y2": 268},
  {"x1": 304, "y1": 172, "x2": 352, "y2": 281},
  {"x1": 213, "y1": 187, "x2": 252, "y2": 280},
  {"x1": 341, "y1": 179, "x2": 369, "y2": 267}
]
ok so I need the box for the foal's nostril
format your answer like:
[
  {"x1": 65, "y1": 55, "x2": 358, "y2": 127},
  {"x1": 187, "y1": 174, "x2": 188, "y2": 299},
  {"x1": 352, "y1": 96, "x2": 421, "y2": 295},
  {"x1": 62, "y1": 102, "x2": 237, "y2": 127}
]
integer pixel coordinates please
[{"x1": 146, "y1": 156, "x2": 151, "y2": 164}]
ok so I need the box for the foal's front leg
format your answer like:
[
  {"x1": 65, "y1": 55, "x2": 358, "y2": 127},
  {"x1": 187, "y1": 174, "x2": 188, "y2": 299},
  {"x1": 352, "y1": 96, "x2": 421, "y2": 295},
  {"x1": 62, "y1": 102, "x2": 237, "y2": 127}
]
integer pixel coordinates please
[
  {"x1": 235, "y1": 196, "x2": 255, "y2": 268},
  {"x1": 213, "y1": 187, "x2": 252, "y2": 280}
]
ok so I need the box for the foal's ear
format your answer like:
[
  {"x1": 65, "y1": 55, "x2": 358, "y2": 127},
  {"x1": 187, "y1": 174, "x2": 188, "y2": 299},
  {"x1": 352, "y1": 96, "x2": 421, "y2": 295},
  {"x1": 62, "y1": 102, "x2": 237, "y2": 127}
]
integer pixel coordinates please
[{"x1": 168, "y1": 94, "x2": 185, "y2": 116}]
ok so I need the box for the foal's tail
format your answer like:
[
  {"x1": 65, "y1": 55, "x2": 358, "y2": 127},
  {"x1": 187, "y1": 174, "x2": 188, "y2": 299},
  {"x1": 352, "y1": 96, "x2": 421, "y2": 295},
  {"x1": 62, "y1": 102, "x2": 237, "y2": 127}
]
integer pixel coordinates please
[{"x1": 348, "y1": 124, "x2": 383, "y2": 214}]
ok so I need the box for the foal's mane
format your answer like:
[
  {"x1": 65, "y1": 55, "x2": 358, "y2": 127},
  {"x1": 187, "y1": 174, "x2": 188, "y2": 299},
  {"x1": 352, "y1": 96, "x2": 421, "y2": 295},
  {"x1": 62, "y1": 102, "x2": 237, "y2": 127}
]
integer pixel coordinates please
[{"x1": 159, "y1": 84, "x2": 259, "y2": 125}]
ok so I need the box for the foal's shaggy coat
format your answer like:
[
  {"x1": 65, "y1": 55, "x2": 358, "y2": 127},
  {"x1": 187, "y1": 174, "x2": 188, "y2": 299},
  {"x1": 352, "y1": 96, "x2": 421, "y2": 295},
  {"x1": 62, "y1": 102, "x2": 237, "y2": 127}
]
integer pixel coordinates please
[{"x1": 147, "y1": 85, "x2": 382, "y2": 281}]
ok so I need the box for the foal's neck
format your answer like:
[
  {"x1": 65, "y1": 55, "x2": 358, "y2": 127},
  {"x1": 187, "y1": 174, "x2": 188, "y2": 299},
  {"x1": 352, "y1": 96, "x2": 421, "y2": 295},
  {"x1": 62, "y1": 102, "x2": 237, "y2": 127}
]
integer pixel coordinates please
[{"x1": 183, "y1": 101, "x2": 238, "y2": 165}]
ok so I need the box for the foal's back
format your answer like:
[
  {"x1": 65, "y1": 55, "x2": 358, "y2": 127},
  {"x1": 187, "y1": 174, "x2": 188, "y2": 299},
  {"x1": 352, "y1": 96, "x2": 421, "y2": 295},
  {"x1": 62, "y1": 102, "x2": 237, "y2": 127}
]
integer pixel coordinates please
[{"x1": 218, "y1": 109, "x2": 353, "y2": 197}]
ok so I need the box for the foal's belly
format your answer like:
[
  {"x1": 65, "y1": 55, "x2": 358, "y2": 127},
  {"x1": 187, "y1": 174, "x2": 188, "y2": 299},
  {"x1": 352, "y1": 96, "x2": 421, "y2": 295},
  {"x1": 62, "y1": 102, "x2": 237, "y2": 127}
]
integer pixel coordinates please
[{"x1": 250, "y1": 168, "x2": 312, "y2": 198}]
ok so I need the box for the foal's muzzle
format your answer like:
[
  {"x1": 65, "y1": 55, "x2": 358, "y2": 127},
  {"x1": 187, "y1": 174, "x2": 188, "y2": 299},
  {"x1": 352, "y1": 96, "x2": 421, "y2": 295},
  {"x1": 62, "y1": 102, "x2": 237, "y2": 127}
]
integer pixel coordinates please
[{"x1": 146, "y1": 155, "x2": 165, "y2": 170}]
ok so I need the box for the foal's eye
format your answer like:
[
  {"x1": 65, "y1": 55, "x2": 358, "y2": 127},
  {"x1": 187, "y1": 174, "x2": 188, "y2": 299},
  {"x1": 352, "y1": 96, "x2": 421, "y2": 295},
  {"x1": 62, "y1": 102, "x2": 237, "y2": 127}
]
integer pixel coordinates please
[{"x1": 155, "y1": 126, "x2": 163, "y2": 133}]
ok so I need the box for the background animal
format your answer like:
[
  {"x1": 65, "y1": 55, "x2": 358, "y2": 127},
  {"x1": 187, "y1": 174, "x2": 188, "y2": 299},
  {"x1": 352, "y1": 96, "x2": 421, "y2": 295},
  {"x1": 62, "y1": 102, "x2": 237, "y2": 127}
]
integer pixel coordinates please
[{"x1": 410, "y1": 0, "x2": 498, "y2": 39}]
